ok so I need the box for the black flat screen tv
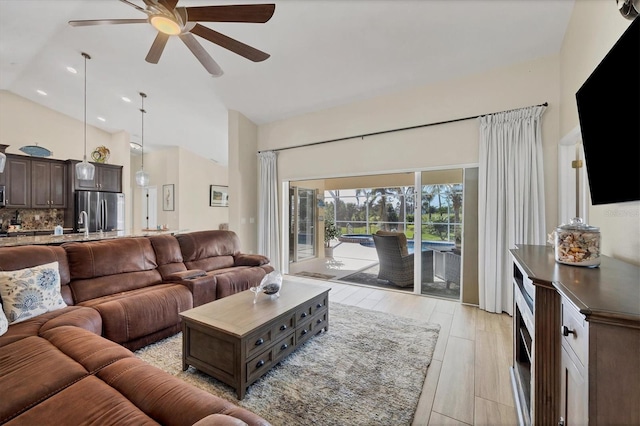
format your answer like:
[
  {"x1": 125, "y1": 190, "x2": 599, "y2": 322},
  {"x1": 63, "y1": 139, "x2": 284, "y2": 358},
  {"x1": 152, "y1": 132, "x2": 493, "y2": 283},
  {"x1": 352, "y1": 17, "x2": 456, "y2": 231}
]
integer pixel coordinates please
[{"x1": 575, "y1": 17, "x2": 639, "y2": 205}]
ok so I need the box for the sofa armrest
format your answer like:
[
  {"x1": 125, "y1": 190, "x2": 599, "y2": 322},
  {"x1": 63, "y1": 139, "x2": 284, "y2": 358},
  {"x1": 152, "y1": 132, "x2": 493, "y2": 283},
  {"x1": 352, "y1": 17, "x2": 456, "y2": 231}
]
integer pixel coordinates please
[
  {"x1": 174, "y1": 274, "x2": 218, "y2": 307},
  {"x1": 165, "y1": 270, "x2": 207, "y2": 281},
  {"x1": 234, "y1": 254, "x2": 270, "y2": 267}
]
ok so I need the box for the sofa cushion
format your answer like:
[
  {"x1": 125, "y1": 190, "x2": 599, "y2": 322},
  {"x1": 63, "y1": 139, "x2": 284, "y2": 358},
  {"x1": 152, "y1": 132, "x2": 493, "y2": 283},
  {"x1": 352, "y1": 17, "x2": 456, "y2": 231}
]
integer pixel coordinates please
[
  {"x1": 4, "y1": 375, "x2": 159, "y2": 426},
  {"x1": 177, "y1": 230, "x2": 241, "y2": 262},
  {"x1": 0, "y1": 335, "x2": 89, "y2": 424},
  {"x1": 64, "y1": 238, "x2": 163, "y2": 302},
  {"x1": 210, "y1": 267, "x2": 271, "y2": 299},
  {"x1": 149, "y1": 234, "x2": 189, "y2": 279},
  {"x1": 98, "y1": 357, "x2": 270, "y2": 426},
  {"x1": 79, "y1": 284, "x2": 192, "y2": 346},
  {"x1": 0, "y1": 306, "x2": 102, "y2": 348},
  {"x1": 0, "y1": 261, "x2": 67, "y2": 324}
]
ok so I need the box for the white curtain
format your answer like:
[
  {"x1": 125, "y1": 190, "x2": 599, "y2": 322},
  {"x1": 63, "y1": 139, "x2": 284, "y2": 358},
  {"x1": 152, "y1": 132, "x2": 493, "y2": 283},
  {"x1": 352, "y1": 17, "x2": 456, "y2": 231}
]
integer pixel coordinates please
[
  {"x1": 478, "y1": 105, "x2": 547, "y2": 315},
  {"x1": 258, "y1": 151, "x2": 281, "y2": 270}
]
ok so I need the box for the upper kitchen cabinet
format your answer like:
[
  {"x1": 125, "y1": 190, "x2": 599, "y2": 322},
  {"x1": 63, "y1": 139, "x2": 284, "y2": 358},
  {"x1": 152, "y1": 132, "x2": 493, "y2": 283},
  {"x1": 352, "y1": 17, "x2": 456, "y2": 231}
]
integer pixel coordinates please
[
  {"x1": 31, "y1": 159, "x2": 67, "y2": 208},
  {"x1": 68, "y1": 160, "x2": 122, "y2": 192},
  {"x1": 4, "y1": 155, "x2": 30, "y2": 208}
]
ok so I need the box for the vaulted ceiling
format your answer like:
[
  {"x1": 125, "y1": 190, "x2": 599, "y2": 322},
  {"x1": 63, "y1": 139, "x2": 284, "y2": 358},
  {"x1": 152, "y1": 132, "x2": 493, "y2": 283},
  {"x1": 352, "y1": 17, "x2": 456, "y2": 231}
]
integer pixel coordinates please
[{"x1": 0, "y1": 0, "x2": 575, "y2": 165}]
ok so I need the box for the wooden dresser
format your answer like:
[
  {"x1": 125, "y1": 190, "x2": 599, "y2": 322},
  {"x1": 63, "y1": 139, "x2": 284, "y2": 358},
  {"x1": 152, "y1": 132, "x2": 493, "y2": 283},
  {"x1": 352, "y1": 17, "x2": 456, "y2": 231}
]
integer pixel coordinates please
[{"x1": 510, "y1": 245, "x2": 639, "y2": 426}]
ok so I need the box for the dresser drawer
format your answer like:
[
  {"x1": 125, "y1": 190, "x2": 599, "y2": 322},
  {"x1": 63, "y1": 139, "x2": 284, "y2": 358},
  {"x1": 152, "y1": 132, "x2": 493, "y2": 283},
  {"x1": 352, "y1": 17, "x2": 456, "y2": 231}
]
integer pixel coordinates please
[
  {"x1": 561, "y1": 299, "x2": 589, "y2": 368},
  {"x1": 274, "y1": 334, "x2": 296, "y2": 362},
  {"x1": 245, "y1": 325, "x2": 274, "y2": 359},
  {"x1": 272, "y1": 313, "x2": 295, "y2": 339},
  {"x1": 247, "y1": 349, "x2": 274, "y2": 382},
  {"x1": 295, "y1": 294, "x2": 328, "y2": 324}
]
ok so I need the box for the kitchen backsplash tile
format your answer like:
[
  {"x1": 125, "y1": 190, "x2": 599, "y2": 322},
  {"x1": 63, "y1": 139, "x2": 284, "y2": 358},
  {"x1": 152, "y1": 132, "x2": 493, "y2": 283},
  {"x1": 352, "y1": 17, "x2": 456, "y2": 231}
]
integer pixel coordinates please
[{"x1": 0, "y1": 209, "x2": 64, "y2": 231}]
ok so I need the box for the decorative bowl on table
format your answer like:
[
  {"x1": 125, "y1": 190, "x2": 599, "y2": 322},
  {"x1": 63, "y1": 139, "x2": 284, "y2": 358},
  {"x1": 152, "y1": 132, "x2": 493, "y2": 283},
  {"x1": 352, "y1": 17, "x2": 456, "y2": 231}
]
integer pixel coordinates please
[{"x1": 250, "y1": 271, "x2": 283, "y2": 303}]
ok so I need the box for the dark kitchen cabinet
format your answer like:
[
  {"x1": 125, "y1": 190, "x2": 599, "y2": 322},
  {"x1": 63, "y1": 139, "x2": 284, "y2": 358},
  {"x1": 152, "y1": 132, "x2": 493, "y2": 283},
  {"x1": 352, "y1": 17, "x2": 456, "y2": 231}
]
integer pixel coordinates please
[
  {"x1": 69, "y1": 160, "x2": 122, "y2": 192},
  {"x1": 31, "y1": 159, "x2": 67, "y2": 208},
  {"x1": 5, "y1": 155, "x2": 30, "y2": 208}
]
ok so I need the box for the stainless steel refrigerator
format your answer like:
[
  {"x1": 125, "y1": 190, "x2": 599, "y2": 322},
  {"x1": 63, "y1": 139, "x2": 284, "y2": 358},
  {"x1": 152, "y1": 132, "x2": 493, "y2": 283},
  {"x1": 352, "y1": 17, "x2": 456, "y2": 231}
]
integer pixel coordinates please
[{"x1": 75, "y1": 191, "x2": 125, "y2": 232}]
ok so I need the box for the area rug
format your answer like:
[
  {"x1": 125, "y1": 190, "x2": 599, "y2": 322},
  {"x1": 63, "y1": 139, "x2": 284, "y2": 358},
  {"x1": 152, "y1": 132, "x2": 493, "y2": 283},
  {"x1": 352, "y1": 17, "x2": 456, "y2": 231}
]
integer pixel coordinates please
[
  {"x1": 339, "y1": 264, "x2": 461, "y2": 299},
  {"x1": 135, "y1": 302, "x2": 440, "y2": 426},
  {"x1": 293, "y1": 271, "x2": 336, "y2": 280}
]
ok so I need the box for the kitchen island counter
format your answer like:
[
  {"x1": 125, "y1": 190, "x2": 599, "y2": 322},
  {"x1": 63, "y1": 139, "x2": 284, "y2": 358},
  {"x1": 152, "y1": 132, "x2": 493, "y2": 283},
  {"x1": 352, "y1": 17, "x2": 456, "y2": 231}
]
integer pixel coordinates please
[{"x1": 0, "y1": 229, "x2": 188, "y2": 247}]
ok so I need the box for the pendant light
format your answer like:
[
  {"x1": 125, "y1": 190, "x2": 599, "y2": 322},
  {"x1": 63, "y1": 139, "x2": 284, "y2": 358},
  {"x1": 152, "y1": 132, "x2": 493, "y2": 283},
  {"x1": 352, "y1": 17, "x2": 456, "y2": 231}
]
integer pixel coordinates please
[
  {"x1": 75, "y1": 52, "x2": 95, "y2": 180},
  {"x1": 135, "y1": 92, "x2": 150, "y2": 187}
]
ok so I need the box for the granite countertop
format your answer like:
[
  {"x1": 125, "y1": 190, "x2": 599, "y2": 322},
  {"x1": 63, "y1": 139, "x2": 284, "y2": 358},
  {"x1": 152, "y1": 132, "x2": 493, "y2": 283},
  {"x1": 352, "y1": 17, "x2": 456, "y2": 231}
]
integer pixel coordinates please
[{"x1": 0, "y1": 229, "x2": 188, "y2": 247}]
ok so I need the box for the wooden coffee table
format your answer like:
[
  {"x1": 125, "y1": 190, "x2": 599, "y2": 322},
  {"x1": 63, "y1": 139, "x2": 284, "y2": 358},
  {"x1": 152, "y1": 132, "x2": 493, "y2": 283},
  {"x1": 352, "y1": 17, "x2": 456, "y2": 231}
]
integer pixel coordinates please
[{"x1": 179, "y1": 280, "x2": 330, "y2": 399}]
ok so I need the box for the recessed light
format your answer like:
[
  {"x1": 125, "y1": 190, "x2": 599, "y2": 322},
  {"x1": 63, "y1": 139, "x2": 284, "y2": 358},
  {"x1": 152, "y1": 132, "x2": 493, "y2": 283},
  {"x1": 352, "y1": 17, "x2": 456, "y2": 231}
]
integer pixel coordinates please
[
  {"x1": 66, "y1": 66, "x2": 77, "y2": 74},
  {"x1": 97, "y1": 116, "x2": 106, "y2": 122},
  {"x1": 130, "y1": 142, "x2": 142, "y2": 151},
  {"x1": 36, "y1": 89, "x2": 47, "y2": 96},
  {"x1": 122, "y1": 96, "x2": 132, "y2": 103}
]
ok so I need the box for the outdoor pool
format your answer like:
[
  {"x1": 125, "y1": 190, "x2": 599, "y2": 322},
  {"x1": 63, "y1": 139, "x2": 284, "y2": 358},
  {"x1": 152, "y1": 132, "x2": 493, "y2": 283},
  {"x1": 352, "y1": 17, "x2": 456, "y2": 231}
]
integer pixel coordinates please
[{"x1": 339, "y1": 234, "x2": 455, "y2": 251}]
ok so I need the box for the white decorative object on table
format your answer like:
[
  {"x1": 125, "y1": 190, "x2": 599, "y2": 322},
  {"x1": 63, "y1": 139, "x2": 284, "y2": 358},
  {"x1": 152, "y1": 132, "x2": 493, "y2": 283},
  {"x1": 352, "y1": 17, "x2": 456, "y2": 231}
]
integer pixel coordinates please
[
  {"x1": 250, "y1": 271, "x2": 283, "y2": 304},
  {"x1": 554, "y1": 217, "x2": 601, "y2": 267}
]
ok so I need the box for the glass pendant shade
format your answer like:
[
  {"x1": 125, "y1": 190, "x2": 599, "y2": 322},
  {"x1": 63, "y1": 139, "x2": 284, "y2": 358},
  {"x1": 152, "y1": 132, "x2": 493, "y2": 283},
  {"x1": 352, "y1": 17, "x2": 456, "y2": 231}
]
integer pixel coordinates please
[
  {"x1": 0, "y1": 152, "x2": 6, "y2": 173},
  {"x1": 135, "y1": 169, "x2": 149, "y2": 187},
  {"x1": 76, "y1": 158, "x2": 95, "y2": 180}
]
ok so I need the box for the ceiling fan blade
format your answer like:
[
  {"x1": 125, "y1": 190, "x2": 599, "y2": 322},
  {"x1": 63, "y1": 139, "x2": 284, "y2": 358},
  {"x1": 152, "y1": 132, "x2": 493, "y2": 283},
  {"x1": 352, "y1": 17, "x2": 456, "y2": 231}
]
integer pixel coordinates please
[
  {"x1": 179, "y1": 33, "x2": 223, "y2": 77},
  {"x1": 119, "y1": 0, "x2": 146, "y2": 12},
  {"x1": 146, "y1": 32, "x2": 170, "y2": 64},
  {"x1": 159, "y1": 0, "x2": 180, "y2": 11},
  {"x1": 185, "y1": 4, "x2": 275, "y2": 23},
  {"x1": 190, "y1": 24, "x2": 270, "y2": 62},
  {"x1": 69, "y1": 19, "x2": 148, "y2": 27}
]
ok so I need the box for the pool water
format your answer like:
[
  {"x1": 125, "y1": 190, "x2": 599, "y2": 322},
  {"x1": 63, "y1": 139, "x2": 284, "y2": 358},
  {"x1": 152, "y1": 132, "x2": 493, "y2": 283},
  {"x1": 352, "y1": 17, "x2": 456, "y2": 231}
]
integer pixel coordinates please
[{"x1": 339, "y1": 234, "x2": 455, "y2": 251}]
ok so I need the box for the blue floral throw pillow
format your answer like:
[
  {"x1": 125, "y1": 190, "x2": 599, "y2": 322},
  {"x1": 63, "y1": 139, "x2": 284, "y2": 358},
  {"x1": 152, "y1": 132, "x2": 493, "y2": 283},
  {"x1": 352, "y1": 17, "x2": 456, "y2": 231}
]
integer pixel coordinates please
[
  {"x1": 0, "y1": 261, "x2": 67, "y2": 324},
  {"x1": 0, "y1": 308, "x2": 7, "y2": 336}
]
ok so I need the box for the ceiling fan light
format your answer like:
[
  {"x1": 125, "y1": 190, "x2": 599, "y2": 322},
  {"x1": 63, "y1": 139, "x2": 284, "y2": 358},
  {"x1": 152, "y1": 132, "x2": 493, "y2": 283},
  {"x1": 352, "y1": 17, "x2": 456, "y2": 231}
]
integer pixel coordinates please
[
  {"x1": 135, "y1": 169, "x2": 150, "y2": 187},
  {"x1": 76, "y1": 159, "x2": 95, "y2": 180},
  {"x1": 150, "y1": 15, "x2": 181, "y2": 35}
]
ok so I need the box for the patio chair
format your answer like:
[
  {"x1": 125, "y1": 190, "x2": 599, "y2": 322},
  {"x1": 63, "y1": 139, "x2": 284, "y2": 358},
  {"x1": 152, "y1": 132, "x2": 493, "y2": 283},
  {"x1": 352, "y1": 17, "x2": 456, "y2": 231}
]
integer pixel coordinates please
[{"x1": 372, "y1": 231, "x2": 434, "y2": 288}]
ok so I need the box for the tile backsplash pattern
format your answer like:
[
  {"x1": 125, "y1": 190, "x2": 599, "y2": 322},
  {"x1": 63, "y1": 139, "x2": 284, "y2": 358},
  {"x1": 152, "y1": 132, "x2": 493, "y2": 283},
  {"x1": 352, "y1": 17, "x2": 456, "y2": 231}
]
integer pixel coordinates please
[{"x1": 0, "y1": 209, "x2": 64, "y2": 231}]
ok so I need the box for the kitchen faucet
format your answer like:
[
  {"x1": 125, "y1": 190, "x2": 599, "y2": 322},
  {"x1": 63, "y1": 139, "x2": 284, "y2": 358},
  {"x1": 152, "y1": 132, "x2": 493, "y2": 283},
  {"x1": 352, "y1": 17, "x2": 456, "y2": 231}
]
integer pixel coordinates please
[{"x1": 79, "y1": 210, "x2": 89, "y2": 238}]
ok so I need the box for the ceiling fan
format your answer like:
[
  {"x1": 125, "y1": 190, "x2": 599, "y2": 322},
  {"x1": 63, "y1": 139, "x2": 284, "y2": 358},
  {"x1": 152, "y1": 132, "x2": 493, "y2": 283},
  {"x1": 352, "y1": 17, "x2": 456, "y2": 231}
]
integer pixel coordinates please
[{"x1": 69, "y1": 0, "x2": 275, "y2": 76}]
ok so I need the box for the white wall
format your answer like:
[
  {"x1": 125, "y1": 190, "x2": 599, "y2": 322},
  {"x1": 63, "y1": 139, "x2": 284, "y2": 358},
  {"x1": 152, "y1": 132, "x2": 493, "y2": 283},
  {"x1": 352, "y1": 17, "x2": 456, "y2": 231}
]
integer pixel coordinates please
[
  {"x1": 257, "y1": 55, "x2": 561, "y2": 238},
  {"x1": 130, "y1": 146, "x2": 228, "y2": 233},
  {"x1": 228, "y1": 110, "x2": 259, "y2": 253},
  {"x1": 559, "y1": 2, "x2": 639, "y2": 265}
]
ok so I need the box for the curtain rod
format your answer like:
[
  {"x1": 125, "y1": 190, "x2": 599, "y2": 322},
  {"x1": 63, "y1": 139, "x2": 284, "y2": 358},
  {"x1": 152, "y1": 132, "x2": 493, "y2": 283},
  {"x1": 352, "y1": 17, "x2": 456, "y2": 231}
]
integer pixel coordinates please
[{"x1": 258, "y1": 102, "x2": 548, "y2": 154}]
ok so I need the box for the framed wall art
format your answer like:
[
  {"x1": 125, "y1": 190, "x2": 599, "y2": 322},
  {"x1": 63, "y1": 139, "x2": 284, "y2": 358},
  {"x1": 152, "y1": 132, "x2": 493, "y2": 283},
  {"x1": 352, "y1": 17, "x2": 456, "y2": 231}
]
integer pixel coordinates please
[
  {"x1": 163, "y1": 184, "x2": 175, "y2": 211},
  {"x1": 210, "y1": 185, "x2": 229, "y2": 207}
]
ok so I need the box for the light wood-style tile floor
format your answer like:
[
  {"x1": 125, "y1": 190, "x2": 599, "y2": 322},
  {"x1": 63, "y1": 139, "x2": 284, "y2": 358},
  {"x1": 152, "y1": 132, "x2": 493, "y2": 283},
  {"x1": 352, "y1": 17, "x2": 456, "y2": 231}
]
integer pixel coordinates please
[{"x1": 288, "y1": 276, "x2": 517, "y2": 426}]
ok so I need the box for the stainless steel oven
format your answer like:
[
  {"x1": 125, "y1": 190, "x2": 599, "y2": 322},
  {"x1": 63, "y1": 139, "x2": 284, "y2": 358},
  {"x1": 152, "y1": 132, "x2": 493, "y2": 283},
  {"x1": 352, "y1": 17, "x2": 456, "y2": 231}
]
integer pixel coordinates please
[{"x1": 0, "y1": 185, "x2": 5, "y2": 207}]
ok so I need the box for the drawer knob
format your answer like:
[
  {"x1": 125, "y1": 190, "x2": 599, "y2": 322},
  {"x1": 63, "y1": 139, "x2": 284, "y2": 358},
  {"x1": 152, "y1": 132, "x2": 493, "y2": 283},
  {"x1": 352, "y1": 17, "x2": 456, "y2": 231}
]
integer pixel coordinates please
[
  {"x1": 255, "y1": 338, "x2": 264, "y2": 346},
  {"x1": 316, "y1": 319, "x2": 323, "y2": 324},
  {"x1": 300, "y1": 312, "x2": 308, "y2": 318},
  {"x1": 562, "y1": 326, "x2": 576, "y2": 337},
  {"x1": 280, "y1": 325, "x2": 287, "y2": 331},
  {"x1": 316, "y1": 303, "x2": 323, "y2": 308},
  {"x1": 301, "y1": 329, "x2": 308, "y2": 336},
  {"x1": 256, "y1": 359, "x2": 265, "y2": 368},
  {"x1": 281, "y1": 343, "x2": 288, "y2": 350}
]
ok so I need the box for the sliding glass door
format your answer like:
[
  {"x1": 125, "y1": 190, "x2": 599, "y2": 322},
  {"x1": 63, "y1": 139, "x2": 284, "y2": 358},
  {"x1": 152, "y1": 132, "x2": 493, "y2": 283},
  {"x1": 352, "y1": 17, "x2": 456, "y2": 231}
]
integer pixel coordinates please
[
  {"x1": 289, "y1": 186, "x2": 316, "y2": 262},
  {"x1": 418, "y1": 169, "x2": 464, "y2": 300}
]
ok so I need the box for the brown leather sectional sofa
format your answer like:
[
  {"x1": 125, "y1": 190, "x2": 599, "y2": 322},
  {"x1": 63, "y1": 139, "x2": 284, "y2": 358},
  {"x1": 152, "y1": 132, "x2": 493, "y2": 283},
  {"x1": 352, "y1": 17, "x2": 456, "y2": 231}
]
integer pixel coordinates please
[{"x1": 0, "y1": 230, "x2": 274, "y2": 426}]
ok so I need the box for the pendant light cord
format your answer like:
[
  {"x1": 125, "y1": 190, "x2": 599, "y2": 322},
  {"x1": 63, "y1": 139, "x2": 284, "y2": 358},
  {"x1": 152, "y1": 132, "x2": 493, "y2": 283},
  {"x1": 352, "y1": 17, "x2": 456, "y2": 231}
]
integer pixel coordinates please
[
  {"x1": 82, "y1": 53, "x2": 90, "y2": 161},
  {"x1": 140, "y1": 92, "x2": 147, "y2": 170}
]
